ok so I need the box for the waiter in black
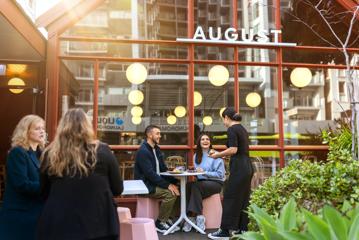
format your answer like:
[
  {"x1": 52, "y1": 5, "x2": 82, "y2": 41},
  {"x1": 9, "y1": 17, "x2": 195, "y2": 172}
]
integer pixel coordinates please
[{"x1": 207, "y1": 107, "x2": 254, "y2": 239}]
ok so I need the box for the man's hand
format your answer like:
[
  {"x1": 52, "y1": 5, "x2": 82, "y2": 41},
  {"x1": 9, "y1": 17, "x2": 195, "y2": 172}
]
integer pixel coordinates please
[{"x1": 168, "y1": 184, "x2": 180, "y2": 196}]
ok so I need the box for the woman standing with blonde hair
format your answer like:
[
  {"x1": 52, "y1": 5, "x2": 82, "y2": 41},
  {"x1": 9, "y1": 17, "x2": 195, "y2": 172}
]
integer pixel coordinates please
[
  {"x1": 0, "y1": 115, "x2": 46, "y2": 240},
  {"x1": 36, "y1": 108, "x2": 123, "y2": 240}
]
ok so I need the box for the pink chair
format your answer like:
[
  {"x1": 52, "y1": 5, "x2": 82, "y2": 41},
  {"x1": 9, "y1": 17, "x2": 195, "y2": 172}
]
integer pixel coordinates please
[
  {"x1": 117, "y1": 207, "x2": 132, "y2": 223},
  {"x1": 202, "y1": 193, "x2": 222, "y2": 229},
  {"x1": 120, "y1": 218, "x2": 159, "y2": 240},
  {"x1": 136, "y1": 198, "x2": 160, "y2": 220}
]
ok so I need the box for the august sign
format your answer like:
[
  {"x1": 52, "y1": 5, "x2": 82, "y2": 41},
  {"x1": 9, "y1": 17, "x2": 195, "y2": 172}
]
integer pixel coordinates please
[{"x1": 176, "y1": 26, "x2": 296, "y2": 47}]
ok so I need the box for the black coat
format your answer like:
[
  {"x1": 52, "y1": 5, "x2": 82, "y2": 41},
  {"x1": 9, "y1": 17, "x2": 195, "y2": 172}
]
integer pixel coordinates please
[
  {"x1": 36, "y1": 142, "x2": 123, "y2": 240},
  {"x1": 134, "y1": 140, "x2": 176, "y2": 194},
  {"x1": 0, "y1": 146, "x2": 43, "y2": 240}
]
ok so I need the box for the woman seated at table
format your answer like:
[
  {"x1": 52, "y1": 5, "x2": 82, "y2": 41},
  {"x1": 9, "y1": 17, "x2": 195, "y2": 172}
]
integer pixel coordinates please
[{"x1": 183, "y1": 133, "x2": 226, "y2": 232}]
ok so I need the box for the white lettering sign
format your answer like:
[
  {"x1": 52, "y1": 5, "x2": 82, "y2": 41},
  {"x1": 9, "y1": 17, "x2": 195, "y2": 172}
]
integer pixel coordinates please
[{"x1": 177, "y1": 26, "x2": 296, "y2": 47}]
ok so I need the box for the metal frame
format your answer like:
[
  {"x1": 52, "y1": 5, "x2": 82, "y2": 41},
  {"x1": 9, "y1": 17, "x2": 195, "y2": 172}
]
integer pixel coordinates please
[{"x1": 45, "y1": 0, "x2": 359, "y2": 168}]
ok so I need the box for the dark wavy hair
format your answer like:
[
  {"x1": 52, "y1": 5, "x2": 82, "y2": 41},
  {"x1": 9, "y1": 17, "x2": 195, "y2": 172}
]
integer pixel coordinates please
[
  {"x1": 195, "y1": 132, "x2": 213, "y2": 164},
  {"x1": 221, "y1": 107, "x2": 242, "y2": 121}
]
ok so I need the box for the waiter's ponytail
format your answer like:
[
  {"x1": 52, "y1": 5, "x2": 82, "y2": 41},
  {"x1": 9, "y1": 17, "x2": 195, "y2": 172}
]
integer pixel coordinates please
[{"x1": 222, "y1": 107, "x2": 242, "y2": 121}]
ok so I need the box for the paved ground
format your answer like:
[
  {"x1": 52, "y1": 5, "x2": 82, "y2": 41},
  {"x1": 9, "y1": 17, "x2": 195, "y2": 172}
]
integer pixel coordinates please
[{"x1": 159, "y1": 229, "x2": 218, "y2": 240}]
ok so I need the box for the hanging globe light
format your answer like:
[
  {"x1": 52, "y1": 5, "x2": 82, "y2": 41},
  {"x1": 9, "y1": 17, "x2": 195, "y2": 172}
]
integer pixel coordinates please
[
  {"x1": 174, "y1": 106, "x2": 186, "y2": 117},
  {"x1": 8, "y1": 77, "x2": 25, "y2": 94},
  {"x1": 131, "y1": 116, "x2": 142, "y2": 125},
  {"x1": 126, "y1": 63, "x2": 147, "y2": 84},
  {"x1": 194, "y1": 91, "x2": 202, "y2": 107},
  {"x1": 246, "y1": 92, "x2": 261, "y2": 108},
  {"x1": 208, "y1": 65, "x2": 229, "y2": 87},
  {"x1": 130, "y1": 106, "x2": 143, "y2": 117},
  {"x1": 219, "y1": 107, "x2": 226, "y2": 117},
  {"x1": 128, "y1": 90, "x2": 144, "y2": 105},
  {"x1": 290, "y1": 67, "x2": 312, "y2": 88},
  {"x1": 167, "y1": 115, "x2": 177, "y2": 125},
  {"x1": 203, "y1": 116, "x2": 213, "y2": 126}
]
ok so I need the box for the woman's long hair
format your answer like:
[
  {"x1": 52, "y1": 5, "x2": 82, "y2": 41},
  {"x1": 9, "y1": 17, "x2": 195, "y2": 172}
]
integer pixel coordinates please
[
  {"x1": 11, "y1": 115, "x2": 45, "y2": 150},
  {"x1": 42, "y1": 108, "x2": 97, "y2": 177},
  {"x1": 195, "y1": 132, "x2": 213, "y2": 165}
]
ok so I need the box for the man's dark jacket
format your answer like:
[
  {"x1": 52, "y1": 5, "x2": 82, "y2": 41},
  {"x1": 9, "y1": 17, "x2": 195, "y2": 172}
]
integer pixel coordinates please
[{"x1": 134, "y1": 140, "x2": 177, "y2": 194}]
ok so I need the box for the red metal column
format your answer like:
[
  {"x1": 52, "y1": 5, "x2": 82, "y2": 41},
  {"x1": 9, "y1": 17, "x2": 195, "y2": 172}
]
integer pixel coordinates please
[
  {"x1": 233, "y1": 0, "x2": 239, "y2": 111},
  {"x1": 93, "y1": 60, "x2": 99, "y2": 136},
  {"x1": 188, "y1": 0, "x2": 195, "y2": 167},
  {"x1": 275, "y1": 0, "x2": 285, "y2": 168}
]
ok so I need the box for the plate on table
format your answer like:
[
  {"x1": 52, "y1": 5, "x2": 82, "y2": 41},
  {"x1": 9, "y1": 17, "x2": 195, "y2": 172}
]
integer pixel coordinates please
[{"x1": 167, "y1": 170, "x2": 184, "y2": 174}]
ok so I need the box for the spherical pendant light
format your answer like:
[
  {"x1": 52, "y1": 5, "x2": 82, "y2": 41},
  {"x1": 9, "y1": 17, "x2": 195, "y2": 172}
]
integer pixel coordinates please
[
  {"x1": 203, "y1": 116, "x2": 213, "y2": 126},
  {"x1": 167, "y1": 115, "x2": 177, "y2": 125},
  {"x1": 128, "y1": 90, "x2": 144, "y2": 105},
  {"x1": 131, "y1": 116, "x2": 142, "y2": 125},
  {"x1": 194, "y1": 91, "x2": 202, "y2": 107},
  {"x1": 8, "y1": 77, "x2": 25, "y2": 94},
  {"x1": 246, "y1": 92, "x2": 261, "y2": 108},
  {"x1": 290, "y1": 67, "x2": 312, "y2": 88},
  {"x1": 126, "y1": 63, "x2": 147, "y2": 84},
  {"x1": 130, "y1": 106, "x2": 143, "y2": 117},
  {"x1": 174, "y1": 106, "x2": 186, "y2": 117},
  {"x1": 208, "y1": 65, "x2": 229, "y2": 87}
]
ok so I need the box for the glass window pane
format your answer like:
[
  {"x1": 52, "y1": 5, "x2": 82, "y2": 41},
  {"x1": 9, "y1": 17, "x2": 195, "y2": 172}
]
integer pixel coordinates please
[
  {"x1": 283, "y1": 67, "x2": 347, "y2": 145},
  {"x1": 239, "y1": 66, "x2": 279, "y2": 145},
  {"x1": 250, "y1": 151, "x2": 279, "y2": 188},
  {"x1": 61, "y1": 0, "x2": 188, "y2": 40},
  {"x1": 59, "y1": 60, "x2": 94, "y2": 116},
  {"x1": 60, "y1": 41, "x2": 188, "y2": 59},
  {"x1": 194, "y1": 64, "x2": 234, "y2": 145},
  {"x1": 238, "y1": 47, "x2": 277, "y2": 63},
  {"x1": 285, "y1": 151, "x2": 328, "y2": 164},
  {"x1": 97, "y1": 62, "x2": 188, "y2": 145}
]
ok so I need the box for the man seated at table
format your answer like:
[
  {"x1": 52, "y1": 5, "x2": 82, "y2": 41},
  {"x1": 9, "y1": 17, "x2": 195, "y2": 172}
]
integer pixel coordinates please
[{"x1": 134, "y1": 125, "x2": 180, "y2": 233}]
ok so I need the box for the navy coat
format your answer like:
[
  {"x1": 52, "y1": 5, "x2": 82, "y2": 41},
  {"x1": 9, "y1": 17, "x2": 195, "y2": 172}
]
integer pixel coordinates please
[
  {"x1": 0, "y1": 146, "x2": 43, "y2": 240},
  {"x1": 134, "y1": 140, "x2": 177, "y2": 194}
]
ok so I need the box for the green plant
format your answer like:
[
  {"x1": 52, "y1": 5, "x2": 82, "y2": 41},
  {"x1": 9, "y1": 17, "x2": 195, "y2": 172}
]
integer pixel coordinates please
[
  {"x1": 322, "y1": 119, "x2": 356, "y2": 163},
  {"x1": 233, "y1": 198, "x2": 359, "y2": 240}
]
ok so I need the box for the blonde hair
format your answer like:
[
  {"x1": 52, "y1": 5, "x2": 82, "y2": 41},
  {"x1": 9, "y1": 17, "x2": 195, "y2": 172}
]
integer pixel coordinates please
[
  {"x1": 43, "y1": 108, "x2": 97, "y2": 177},
  {"x1": 11, "y1": 115, "x2": 45, "y2": 150}
]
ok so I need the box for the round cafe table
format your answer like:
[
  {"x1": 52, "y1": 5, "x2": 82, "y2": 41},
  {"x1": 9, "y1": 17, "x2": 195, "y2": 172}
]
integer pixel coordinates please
[{"x1": 160, "y1": 171, "x2": 206, "y2": 235}]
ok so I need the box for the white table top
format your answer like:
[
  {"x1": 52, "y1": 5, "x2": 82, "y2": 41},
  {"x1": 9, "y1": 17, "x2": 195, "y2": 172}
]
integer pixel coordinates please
[
  {"x1": 122, "y1": 180, "x2": 149, "y2": 195},
  {"x1": 160, "y1": 171, "x2": 206, "y2": 177}
]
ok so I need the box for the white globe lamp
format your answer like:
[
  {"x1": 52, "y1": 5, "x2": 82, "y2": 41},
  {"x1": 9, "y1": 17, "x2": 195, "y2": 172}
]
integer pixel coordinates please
[
  {"x1": 203, "y1": 116, "x2": 213, "y2": 126},
  {"x1": 130, "y1": 106, "x2": 143, "y2": 117},
  {"x1": 126, "y1": 63, "x2": 147, "y2": 84},
  {"x1": 208, "y1": 65, "x2": 229, "y2": 86},
  {"x1": 128, "y1": 90, "x2": 144, "y2": 105},
  {"x1": 290, "y1": 67, "x2": 312, "y2": 88},
  {"x1": 174, "y1": 106, "x2": 186, "y2": 117},
  {"x1": 246, "y1": 92, "x2": 261, "y2": 108},
  {"x1": 167, "y1": 115, "x2": 177, "y2": 125},
  {"x1": 194, "y1": 91, "x2": 202, "y2": 107}
]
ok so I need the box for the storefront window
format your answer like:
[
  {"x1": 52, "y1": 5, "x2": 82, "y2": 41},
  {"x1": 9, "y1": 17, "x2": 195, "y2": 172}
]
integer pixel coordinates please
[
  {"x1": 61, "y1": 0, "x2": 188, "y2": 41},
  {"x1": 194, "y1": 64, "x2": 234, "y2": 145},
  {"x1": 239, "y1": 66, "x2": 279, "y2": 145},
  {"x1": 96, "y1": 62, "x2": 188, "y2": 145},
  {"x1": 283, "y1": 67, "x2": 348, "y2": 145}
]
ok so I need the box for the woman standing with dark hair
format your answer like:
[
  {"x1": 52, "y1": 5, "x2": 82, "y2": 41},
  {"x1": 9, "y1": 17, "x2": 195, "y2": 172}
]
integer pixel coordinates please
[
  {"x1": 36, "y1": 108, "x2": 123, "y2": 240},
  {"x1": 208, "y1": 107, "x2": 253, "y2": 239}
]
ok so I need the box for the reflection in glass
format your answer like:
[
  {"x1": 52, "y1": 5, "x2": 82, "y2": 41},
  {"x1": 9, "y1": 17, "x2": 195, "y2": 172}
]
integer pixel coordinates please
[
  {"x1": 283, "y1": 67, "x2": 348, "y2": 145},
  {"x1": 239, "y1": 66, "x2": 278, "y2": 145}
]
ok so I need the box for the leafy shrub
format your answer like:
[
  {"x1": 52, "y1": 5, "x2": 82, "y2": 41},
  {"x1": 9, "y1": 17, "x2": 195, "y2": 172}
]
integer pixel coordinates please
[
  {"x1": 234, "y1": 199, "x2": 359, "y2": 240},
  {"x1": 248, "y1": 121, "x2": 359, "y2": 230}
]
